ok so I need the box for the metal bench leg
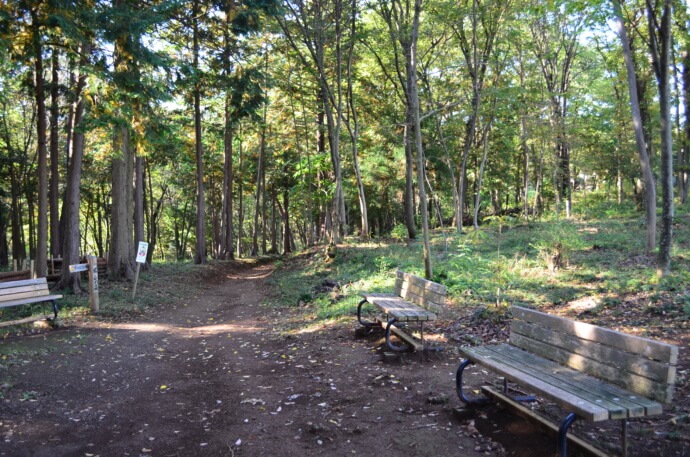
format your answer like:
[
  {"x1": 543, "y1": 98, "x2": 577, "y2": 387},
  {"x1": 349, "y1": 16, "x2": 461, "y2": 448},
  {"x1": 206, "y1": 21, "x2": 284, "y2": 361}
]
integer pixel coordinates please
[
  {"x1": 456, "y1": 359, "x2": 489, "y2": 405},
  {"x1": 384, "y1": 318, "x2": 410, "y2": 352},
  {"x1": 356, "y1": 299, "x2": 377, "y2": 327},
  {"x1": 621, "y1": 419, "x2": 628, "y2": 457},
  {"x1": 557, "y1": 413, "x2": 577, "y2": 457},
  {"x1": 51, "y1": 299, "x2": 58, "y2": 321}
]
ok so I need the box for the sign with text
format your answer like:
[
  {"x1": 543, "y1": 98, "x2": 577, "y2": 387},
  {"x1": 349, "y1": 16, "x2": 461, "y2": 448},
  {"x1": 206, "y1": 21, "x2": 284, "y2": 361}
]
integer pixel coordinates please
[
  {"x1": 136, "y1": 242, "x2": 149, "y2": 263},
  {"x1": 69, "y1": 263, "x2": 89, "y2": 273}
]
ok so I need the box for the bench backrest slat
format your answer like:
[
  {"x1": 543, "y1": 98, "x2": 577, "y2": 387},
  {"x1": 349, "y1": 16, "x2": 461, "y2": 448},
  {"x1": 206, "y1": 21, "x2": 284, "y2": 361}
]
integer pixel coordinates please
[
  {"x1": 510, "y1": 306, "x2": 678, "y2": 403},
  {"x1": 0, "y1": 278, "x2": 50, "y2": 303},
  {"x1": 393, "y1": 270, "x2": 446, "y2": 313}
]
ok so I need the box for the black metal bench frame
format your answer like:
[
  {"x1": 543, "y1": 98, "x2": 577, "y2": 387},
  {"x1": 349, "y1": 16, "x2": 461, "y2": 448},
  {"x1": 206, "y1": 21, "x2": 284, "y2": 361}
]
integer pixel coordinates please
[{"x1": 456, "y1": 306, "x2": 678, "y2": 457}]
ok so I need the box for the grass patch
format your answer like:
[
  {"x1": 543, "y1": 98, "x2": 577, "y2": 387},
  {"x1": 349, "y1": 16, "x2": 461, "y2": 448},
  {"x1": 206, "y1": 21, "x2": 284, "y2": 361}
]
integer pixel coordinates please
[{"x1": 268, "y1": 199, "x2": 690, "y2": 322}]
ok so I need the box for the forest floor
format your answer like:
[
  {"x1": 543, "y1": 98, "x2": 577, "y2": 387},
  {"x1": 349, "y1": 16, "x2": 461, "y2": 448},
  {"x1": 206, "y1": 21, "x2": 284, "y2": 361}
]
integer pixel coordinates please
[{"x1": 0, "y1": 259, "x2": 688, "y2": 457}]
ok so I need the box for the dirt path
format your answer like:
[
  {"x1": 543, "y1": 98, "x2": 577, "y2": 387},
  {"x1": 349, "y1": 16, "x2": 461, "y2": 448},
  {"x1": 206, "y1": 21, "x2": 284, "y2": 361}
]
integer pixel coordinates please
[{"x1": 1, "y1": 262, "x2": 513, "y2": 457}]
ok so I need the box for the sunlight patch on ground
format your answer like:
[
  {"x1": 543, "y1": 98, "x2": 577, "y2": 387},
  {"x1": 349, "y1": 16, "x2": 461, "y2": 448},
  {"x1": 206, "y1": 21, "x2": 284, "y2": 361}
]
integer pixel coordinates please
[{"x1": 90, "y1": 321, "x2": 263, "y2": 335}]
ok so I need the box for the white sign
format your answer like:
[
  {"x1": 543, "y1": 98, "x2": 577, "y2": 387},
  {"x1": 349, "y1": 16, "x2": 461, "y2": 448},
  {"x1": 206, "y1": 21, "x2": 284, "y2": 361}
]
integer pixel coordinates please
[
  {"x1": 69, "y1": 263, "x2": 89, "y2": 273},
  {"x1": 136, "y1": 242, "x2": 149, "y2": 263}
]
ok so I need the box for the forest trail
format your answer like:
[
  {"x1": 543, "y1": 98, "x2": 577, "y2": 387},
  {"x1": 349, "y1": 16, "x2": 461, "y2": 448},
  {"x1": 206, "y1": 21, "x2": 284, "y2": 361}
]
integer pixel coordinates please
[{"x1": 0, "y1": 262, "x2": 513, "y2": 457}]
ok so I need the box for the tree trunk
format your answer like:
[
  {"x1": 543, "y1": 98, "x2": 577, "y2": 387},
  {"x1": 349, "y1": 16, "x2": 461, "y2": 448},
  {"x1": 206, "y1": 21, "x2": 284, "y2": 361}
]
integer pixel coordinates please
[
  {"x1": 221, "y1": 105, "x2": 234, "y2": 259},
  {"x1": 283, "y1": 189, "x2": 292, "y2": 254},
  {"x1": 32, "y1": 12, "x2": 48, "y2": 278},
  {"x1": 474, "y1": 124, "x2": 491, "y2": 229},
  {"x1": 612, "y1": 0, "x2": 657, "y2": 253},
  {"x1": 251, "y1": 126, "x2": 265, "y2": 257},
  {"x1": 58, "y1": 41, "x2": 91, "y2": 291},
  {"x1": 110, "y1": 125, "x2": 134, "y2": 279},
  {"x1": 49, "y1": 47, "x2": 61, "y2": 259},
  {"x1": 10, "y1": 164, "x2": 25, "y2": 261},
  {"x1": 409, "y1": 0, "x2": 432, "y2": 279},
  {"x1": 648, "y1": 0, "x2": 674, "y2": 275},
  {"x1": 678, "y1": 6, "x2": 690, "y2": 204},
  {"x1": 344, "y1": 0, "x2": 369, "y2": 240},
  {"x1": 237, "y1": 131, "x2": 244, "y2": 258},
  {"x1": 192, "y1": 0, "x2": 206, "y2": 265}
]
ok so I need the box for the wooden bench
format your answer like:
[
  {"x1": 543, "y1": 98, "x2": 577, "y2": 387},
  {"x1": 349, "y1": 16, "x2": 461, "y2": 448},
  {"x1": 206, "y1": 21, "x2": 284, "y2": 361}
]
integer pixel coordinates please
[
  {"x1": 456, "y1": 306, "x2": 678, "y2": 457},
  {"x1": 0, "y1": 278, "x2": 62, "y2": 328},
  {"x1": 357, "y1": 270, "x2": 446, "y2": 352}
]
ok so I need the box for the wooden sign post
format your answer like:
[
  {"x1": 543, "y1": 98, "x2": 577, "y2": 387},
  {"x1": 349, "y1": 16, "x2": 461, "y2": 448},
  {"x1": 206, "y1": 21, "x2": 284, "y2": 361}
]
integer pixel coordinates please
[
  {"x1": 132, "y1": 242, "x2": 148, "y2": 300},
  {"x1": 86, "y1": 255, "x2": 99, "y2": 312},
  {"x1": 69, "y1": 261, "x2": 98, "y2": 312}
]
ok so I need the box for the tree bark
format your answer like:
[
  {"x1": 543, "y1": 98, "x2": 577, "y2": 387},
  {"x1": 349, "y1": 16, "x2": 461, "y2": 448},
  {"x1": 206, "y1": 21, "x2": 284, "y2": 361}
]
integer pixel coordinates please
[
  {"x1": 49, "y1": 46, "x2": 61, "y2": 258},
  {"x1": 612, "y1": 0, "x2": 657, "y2": 253},
  {"x1": 647, "y1": 0, "x2": 674, "y2": 275},
  {"x1": 32, "y1": 11, "x2": 48, "y2": 278},
  {"x1": 677, "y1": 4, "x2": 689, "y2": 204},
  {"x1": 408, "y1": 0, "x2": 432, "y2": 279},
  {"x1": 58, "y1": 41, "x2": 91, "y2": 291},
  {"x1": 192, "y1": 0, "x2": 206, "y2": 264},
  {"x1": 251, "y1": 124, "x2": 265, "y2": 257}
]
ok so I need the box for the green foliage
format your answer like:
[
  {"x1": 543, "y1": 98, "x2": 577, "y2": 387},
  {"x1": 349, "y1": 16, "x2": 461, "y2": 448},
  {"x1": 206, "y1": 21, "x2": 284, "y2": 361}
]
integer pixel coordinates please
[
  {"x1": 390, "y1": 224, "x2": 407, "y2": 241},
  {"x1": 530, "y1": 220, "x2": 586, "y2": 271}
]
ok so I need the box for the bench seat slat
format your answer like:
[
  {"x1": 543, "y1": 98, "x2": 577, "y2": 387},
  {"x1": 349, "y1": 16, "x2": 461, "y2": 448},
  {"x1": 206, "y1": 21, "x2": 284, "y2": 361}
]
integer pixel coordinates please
[
  {"x1": 488, "y1": 344, "x2": 660, "y2": 417},
  {"x1": 461, "y1": 345, "x2": 611, "y2": 421},
  {"x1": 370, "y1": 298, "x2": 436, "y2": 321},
  {"x1": 510, "y1": 332, "x2": 674, "y2": 404},
  {"x1": 0, "y1": 294, "x2": 63, "y2": 309},
  {"x1": 0, "y1": 290, "x2": 52, "y2": 303},
  {"x1": 0, "y1": 284, "x2": 49, "y2": 298},
  {"x1": 361, "y1": 292, "x2": 398, "y2": 301},
  {"x1": 0, "y1": 278, "x2": 49, "y2": 290}
]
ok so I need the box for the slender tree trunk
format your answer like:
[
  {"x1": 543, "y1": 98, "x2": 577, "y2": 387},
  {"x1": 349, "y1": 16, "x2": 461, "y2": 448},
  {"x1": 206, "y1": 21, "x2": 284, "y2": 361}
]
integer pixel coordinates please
[
  {"x1": 344, "y1": 0, "x2": 368, "y2": 239},
  {"x1": 678, "y1": 6, "x2": 690, "y2": 204},
  {"x1": 648, "y1": 0, "x2": 674, "y2": 275},
  {"x1": 283, "y1": 189, "x2": 291, "y2": 254},
  {"x1": 261, "y1": 157, "x2": 267, "y2": 255},
  {"x1": 10, "y1": 165, "x2": 25, "y2": 261},
  {"x1": 221, "y1": 1, "x2": 235, "y2": 260},
  {"x1": 32, "y1": 13, "x2": 48, "y2": 278},
  {"x1": 612, "y1": 0, "x2": 657, "y2": 253},
  {"x1": 409, "y1": 0, "x2": 432, "y2": 278},
  {"x1": 192, "y1": 0, "x2": 206, "y2": 264},
  {"x1": 221, "y1": 108, "x2": 234, "y2": 259},
  {"x1": 252, "y1": 126, "x2": 265, "y2": 257},
  {"x1": 237, "y1": 131, "x2": 244, "y2": 257},
  {"x1": 49, "y1": 47, "x2": 61, "y2": 258},
  {"x1": 474, "y1": 124, "x2": 491, "y2": 229}
]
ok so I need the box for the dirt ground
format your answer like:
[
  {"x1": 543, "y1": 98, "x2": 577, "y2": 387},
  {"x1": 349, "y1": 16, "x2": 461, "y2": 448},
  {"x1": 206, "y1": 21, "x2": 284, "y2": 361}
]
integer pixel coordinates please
[{"x1": 0, "y1": 261, "x2": 688, "y2": 457}]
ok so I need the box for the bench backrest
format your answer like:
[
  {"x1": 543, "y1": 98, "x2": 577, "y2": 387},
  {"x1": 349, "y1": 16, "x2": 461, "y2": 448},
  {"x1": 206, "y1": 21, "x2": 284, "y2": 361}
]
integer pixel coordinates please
[
  {"x1": 393, "y1": 270, "x2": 446, "y2": 313},
  {"x1": 510, "y1": 306, "x2": 678, "y2": 403},
  {"x1": 0, "y1": 278, "x2": 50, "y2": 304}
]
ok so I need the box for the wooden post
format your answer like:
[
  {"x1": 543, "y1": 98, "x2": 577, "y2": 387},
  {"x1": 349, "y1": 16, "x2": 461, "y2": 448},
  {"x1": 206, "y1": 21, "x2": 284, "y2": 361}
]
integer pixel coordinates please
[
  {"x1": 13, "y1": 259, "x2": 17, "y2": 271},
  {"x1": 87, "y1": 255, "x2": 99, "y2": 312},
  {"x1": 132, "y1": 263, "x2": 141, "y2": 300},
  {"x1": 132, "y1": 241, "x2": 148, "y2": 300},
  {"x1": 29, "y1": 260, "x2": 35, "y2": 279}
]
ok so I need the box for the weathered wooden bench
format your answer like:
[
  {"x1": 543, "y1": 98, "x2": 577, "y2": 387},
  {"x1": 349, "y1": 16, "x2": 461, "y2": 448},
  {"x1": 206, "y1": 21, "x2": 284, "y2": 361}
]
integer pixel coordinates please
[
  {"x1": 0, "y1": 278, "x2": 62, "y2": 328},
  {"x1": 456, "y1": 306, "x2": 678, "y2": 457},
  {"x1": 357, "y1": 270, "x2": 446, "y2": 352}
]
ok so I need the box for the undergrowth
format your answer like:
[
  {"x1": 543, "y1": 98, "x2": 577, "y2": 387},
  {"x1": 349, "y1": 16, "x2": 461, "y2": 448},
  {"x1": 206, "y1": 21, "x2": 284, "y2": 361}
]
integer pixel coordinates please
[{"x1": 267, "y1": 198, "x2": 690, "y2": 322}]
